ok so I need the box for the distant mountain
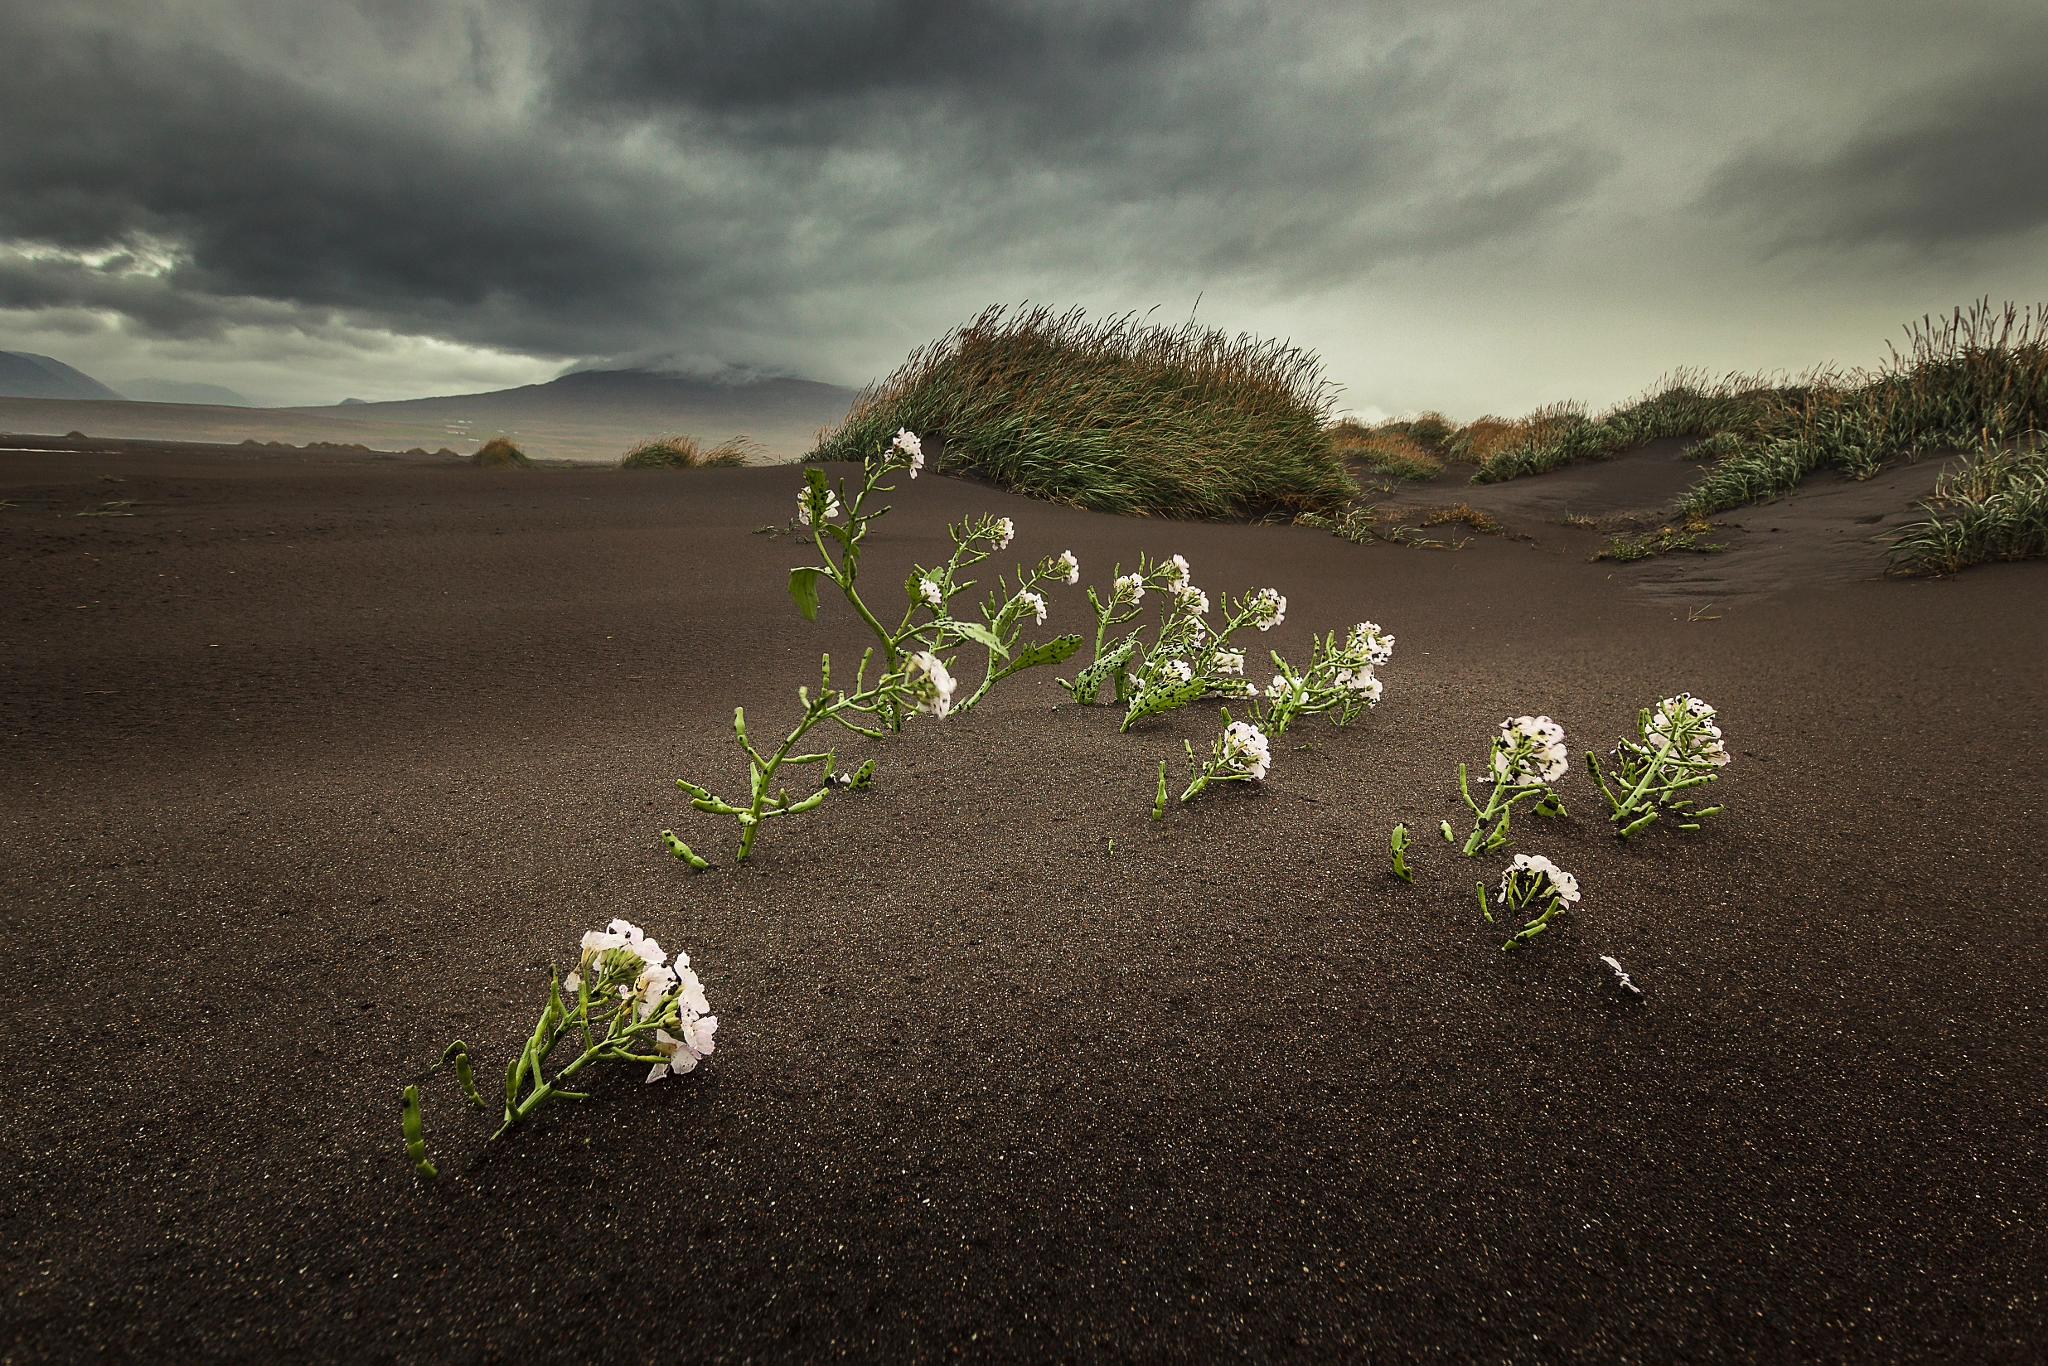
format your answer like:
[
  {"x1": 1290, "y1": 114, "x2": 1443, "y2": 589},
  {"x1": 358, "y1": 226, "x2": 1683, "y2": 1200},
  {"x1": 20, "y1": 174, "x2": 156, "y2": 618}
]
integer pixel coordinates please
[
  {"x1": 119, "y1": 378, "x2": 254, "y2": 406},
  {"x1": 0, "y1": 351, "x2": 124, "y2": 401},
  {"x1": 297, "y1": 369, "x2": 862, "y2": 461}
]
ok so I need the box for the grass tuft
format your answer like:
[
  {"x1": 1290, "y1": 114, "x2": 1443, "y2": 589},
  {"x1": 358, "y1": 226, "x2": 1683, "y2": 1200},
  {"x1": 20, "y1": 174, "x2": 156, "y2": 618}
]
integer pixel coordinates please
[
  {"x1": 1419, "y1": 503, "x2": 1504, "y2": 534},
  {"x1": 471, "y1": 437, "x2": 531, "y2": 468},
  {"x1": 807, "y1": 305, "x2": 1354, "y2": 521},
  {"x1": 1591, "y1": 515, "x2": 1727, "y2": 563},
  {"x1": 1329, "y1": 424, "x2": 1443, "y2": 481},
  {"x1": 1889, "y1": 434, "x2": 2048, "y2": 574},
  {"x1": 621, "y1": 435, "x2": 756, "y2": 469}
]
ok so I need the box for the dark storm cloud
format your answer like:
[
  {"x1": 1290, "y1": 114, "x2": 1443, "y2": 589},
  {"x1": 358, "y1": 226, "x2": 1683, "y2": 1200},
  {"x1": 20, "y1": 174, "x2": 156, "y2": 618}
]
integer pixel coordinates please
[
  {"x1": 1706, "y1": 69, "x2": 2048, "y2": 251},
  {"x1": 0, "y1": 1, "x2": 1614, "y2": 369}
]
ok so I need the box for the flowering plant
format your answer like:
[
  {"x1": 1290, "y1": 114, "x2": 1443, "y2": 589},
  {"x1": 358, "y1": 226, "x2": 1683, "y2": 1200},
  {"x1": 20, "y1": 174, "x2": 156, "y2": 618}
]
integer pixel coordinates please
[
  {"x1": 1586, "y1": 694, "x2": 1730, "y2": 838},
  {"x1": 400, "y1": 918, "x2": 716, "y2": 1177},
  {"x1": 672, "y1": 432, "x2": 1079, "y2": 860},
  {"x1": 1058, "y1": 552, "x2": 1192, "y2": 706},
  {"x1": 1478, "y1": 854, "x2": 1582, "y2": 951},
  {"x1": 1179, "y1": 711, "x2": 1272, "y2": 802},
  {"x1": 1251, "y1": 620, "x2": 1393, "y2": 735},
  {"x1": 1447, "y1": 715, "x2": 1569, "y2": 856}
]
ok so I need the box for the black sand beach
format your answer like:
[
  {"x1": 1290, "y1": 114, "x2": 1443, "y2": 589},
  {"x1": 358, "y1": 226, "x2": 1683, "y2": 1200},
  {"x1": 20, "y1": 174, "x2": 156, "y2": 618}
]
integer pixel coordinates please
[{"x1": 3, "y1": 445, "x2": 2043, "y2": 1360}]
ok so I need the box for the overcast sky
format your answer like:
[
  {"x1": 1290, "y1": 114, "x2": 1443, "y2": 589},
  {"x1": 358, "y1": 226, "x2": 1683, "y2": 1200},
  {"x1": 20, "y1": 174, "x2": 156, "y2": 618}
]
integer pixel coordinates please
[{"x1": 4, "y1": 1, "x2": 2045, "y2": 414}]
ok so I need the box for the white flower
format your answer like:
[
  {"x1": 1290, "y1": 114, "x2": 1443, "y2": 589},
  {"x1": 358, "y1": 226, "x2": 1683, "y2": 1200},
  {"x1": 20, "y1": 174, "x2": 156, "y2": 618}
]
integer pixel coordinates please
[
  {"x1": 1350, "y1": 621, "x2": 1394, "y2": 666},
  {"x1": 1214, "y1": 649, "x2": 1245, "y2": 676},
  {"x1": 919, "y1": 577, "x2": 943, "y2": 608},
  {"x1": 1163, "y1": 658, "x2": 1193, "y2": 686},
  {"x1": 1252, "y1": 587, "x2": 1286, "y2": 630},
  {"x1": 990, "y1": 517, "x2": 1015, "y2": 550},
  {"x1": 1222, "y1": 720, "x2": 1272, "y2": 780},
  {"x1": 1334, "y1": 666, "x2": 1382, "y2": 701},
  {"x1": 1165, "y1": 554, "x2": 1191, "y2": 586},
  {"x1": 1013, "y1": 589, "x2": 1047, "y2": 625},
  {"x1": 1492, "y1": 715, "x2": 1569, "y2": 786},
  {"x1": 1647, "y1": 694, "x2": 1729, "y2": 766},
  {"x1": 1268, "y1": 673, "x2": 1307, "y2": 705},
  {"x1": 1174, "y1": 583, "x2": 1210, "y2": 616},
  {"x1": 891, "y1": 428, "x2": 924, "y2": 476},
  {"x1": 1501, "y1": 853, "x2": 1581, "y2": 906},
  {"x1": 903, "y1": 650, "x2": 957, "y2": 717},
  {"x1": 797, "y1": 486, "x2": 840, "y2": 526},
  {"x1": 672, "y1": 965, "x2": 710, "y2": 1017},
  {"x1": 1055, "y1": 550, "x2": 1079, "y2": 585},
  {"x1": 1114, "y1": 573, "x2": 1145, "y2": 603},
  {"x1": 562, "y1": 971, "x2": 582, "y2": 994},
  {"x1": 647, "y1": 1013, "x2": 718, "y2": 1082},
  {"x1": 1187, "y1": 622, "x2": 1208, "y2": 648}
]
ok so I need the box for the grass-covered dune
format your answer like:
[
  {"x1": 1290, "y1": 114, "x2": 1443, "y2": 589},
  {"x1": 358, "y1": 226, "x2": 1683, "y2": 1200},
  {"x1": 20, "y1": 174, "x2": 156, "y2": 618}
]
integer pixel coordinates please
[
  {"x1": 807, "y1": 305, "x2": 1356, "y2": 521},
  {"x1": 1461, "y1": 302, "x2": 2048, "y2": 518},
  {"x1": 1337, "y1": 301, "x2": 2048, "y2": 574}
]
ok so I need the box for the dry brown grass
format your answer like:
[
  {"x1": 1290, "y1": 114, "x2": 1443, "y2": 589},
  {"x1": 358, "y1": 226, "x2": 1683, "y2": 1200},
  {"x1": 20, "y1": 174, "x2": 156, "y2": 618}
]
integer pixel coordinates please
[{"x1": 470, "y1": 437, "x2": 531, "y2": 468}]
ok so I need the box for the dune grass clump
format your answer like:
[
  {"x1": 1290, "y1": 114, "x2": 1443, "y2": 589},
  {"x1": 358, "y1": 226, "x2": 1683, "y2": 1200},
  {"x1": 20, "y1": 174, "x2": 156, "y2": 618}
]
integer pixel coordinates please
[
  {"x1": 1329, "y1": 421, "x2": 1443, "y2": 482},
  {"x1": 1889, "y1": 434, "x2": 2048, "y2": 574},
  {"x1": 807, "y1": 305, "x2": 1354, "y2": 521},
  {"x1": 621, "y1": 434, "x2": 754, "y2": 468},
  {"x1": 470, "y1": 437, "x2": 531, "y2": 468},
  {"x1": 1468, "y1": 373, "x2": 1790, "y2": 484}
]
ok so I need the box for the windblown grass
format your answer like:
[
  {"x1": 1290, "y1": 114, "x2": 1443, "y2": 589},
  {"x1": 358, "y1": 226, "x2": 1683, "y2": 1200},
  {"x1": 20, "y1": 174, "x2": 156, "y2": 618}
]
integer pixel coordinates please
[
  {"x1": 471, "y1": 437, "x2": 531, "y2": 468},
  {"x1": 621, "y1": 435, "x2": 755, "y2": 469},
  {"x1": 1889, "y1": 434, "x2": 2048, "y2": 574},
  {"x1": 1329, "y1": 422, "x2": 1443, "y2": 481},
  {"x1": 1468, "y1": 373, "x2": 1788, "y2": 484},
  {"x1": 807, "y1": 305, "x2": 1353, "y2": 521}
]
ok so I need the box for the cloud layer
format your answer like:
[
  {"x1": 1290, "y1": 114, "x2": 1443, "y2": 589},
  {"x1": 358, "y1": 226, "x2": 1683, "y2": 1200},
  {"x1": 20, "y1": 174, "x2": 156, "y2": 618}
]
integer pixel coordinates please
[{"x1": 3, "y1": 1, "x2": 2045, "y2": 410}]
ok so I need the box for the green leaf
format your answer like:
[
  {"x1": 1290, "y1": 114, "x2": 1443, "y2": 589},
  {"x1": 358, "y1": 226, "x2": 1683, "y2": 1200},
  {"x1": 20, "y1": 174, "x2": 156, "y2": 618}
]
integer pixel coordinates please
[
  {"x1": 788, "y1": 567, "x2": 821, "y2": 621},
  {"x1": 994, "y1": 633, "x2": 1082, "y2": 682},
  {"x1": 947, "y1": 620, "x2": 1009, "y2": 657}
]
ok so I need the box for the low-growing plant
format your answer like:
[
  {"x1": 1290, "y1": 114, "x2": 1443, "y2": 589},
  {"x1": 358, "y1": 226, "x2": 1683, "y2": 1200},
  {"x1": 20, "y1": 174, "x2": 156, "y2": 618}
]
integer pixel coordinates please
[
  {"x1": 1888, "y1": 432, "x2": 2048, "y2": 574},
  {"x1": 1419, "y1": 503, "x2": 1504, "y2": 534},
  {"x1": 621, "y1": 434, "x2": 754, "y2": 468},
  {"x1": 1449, "y1": 715, "x2": 1569, "y2": 856},
  {"x1": 1591, "y1": 515, "x2": 1726, "y2": 562},
  {"x1": 401, "y1": 918, "x2": 716, "y2": 1176},
  {"x1": 1479, "y1": 854, "x2": 1582, "y2": 951},
  {"x1": 1586, "y1": 694, "x2": 1730, "y2": 837},
  {"x1": 1389, "y1": 824, "x2": 1413, "y2": 882},
  {"x1": 471, "y1": 436, "x2": 531, "y2": 468},
  {"x1": 1249, "y1": 620, "x2": 1394, "y2": 736},
  {"x1": 1180, "y1": 711, "x2": 1271, "y2": 802},
  {"x1": 672, "y1": 430, "x2": 1081, "y2": 860}
]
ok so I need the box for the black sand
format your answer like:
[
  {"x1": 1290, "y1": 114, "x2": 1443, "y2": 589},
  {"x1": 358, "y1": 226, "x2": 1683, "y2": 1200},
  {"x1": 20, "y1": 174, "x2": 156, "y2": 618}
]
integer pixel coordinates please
[{"x1": 3, "y1": 446, "x2": 2043, "y2": 1360}]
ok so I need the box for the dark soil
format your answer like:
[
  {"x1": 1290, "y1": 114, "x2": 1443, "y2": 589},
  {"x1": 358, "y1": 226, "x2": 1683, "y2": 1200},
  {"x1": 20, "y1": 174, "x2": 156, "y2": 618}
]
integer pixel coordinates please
[{"x1": 3, "y1": 447, "x2": 2043, "y2": 1361}]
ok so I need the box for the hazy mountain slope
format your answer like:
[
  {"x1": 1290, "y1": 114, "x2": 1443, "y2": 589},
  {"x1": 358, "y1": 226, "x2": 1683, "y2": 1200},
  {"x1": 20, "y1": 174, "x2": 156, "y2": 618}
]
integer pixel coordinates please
[
  {"x1": 0, "y1": 352, "x2": 124, "y2": 401},
  {"x1": 121, "y1": 378, "x2": 254, "y2": 406},
  {"x1": 0, "y1": 369, "x2": 861, "y2": 462}
]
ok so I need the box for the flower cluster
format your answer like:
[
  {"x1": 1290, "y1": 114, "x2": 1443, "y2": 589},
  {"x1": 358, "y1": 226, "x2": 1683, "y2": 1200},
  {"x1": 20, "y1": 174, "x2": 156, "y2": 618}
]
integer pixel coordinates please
[
  {"x1": 401, "y1": 918, "x2": 719, "y2": 1175},
  {"x1": 919, "y1": 577, "x2": 944, "y2": 608},
  {"x1": 903, "y1": 650, "x2": 958, "y2": 717},
  {"x1": 1490, "y1": 715, "x2": 1569, "y2": 787},
  {"x1": 1222, "y1": 720, "x2": 1272, "y2": 780},
  {"x1": 1014, "y1": 589, "x2": 1047, "y2": 625},
  {"x1": 1635, "y1": 693, "x2": 1730, "y2": 767},
  {"x1": 1590, "y1": 694, "x2": 1732, "y2": 838},
  {"x1": 797, "y1": 485, "x2": 841, "y2": 527},
  {"x1": 1250, "y1": 587, "x2": 1287, "y2": 631},
  {"x1": 1497, "y1": 854, "x2": 1581, "y2": 908},
  {"x1": 1055, "y1": 550, "x2": 1080, "y2": 585},
  {"x1": 890, "y1": 427, "x2": 924, "y2": 476},
  {"x1": 1113, "y1": 573, "x2": 1145, "y2": 602},
  {"x1": 992, "y1": 517, "x2": 1015, "y2": 551},
  {"x1": 1486, "y1": 853, "x2": 1583, "y2": 951}
]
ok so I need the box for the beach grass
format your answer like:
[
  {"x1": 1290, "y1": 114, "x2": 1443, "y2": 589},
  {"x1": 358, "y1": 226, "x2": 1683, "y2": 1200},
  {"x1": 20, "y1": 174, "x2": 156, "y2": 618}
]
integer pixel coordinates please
[
  {"x1": 470, "y1": 437, "x2": 531, "y2": 468},
  {"x1": 621, "y1": 434, "x2": 754, "y2": 468},
  {"x1": 1889, "y1": 434, "x2": 2048, "y2": 574},
  {"x1": 806, "y1": 305, "x2": 1354, "y2": 521}
]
